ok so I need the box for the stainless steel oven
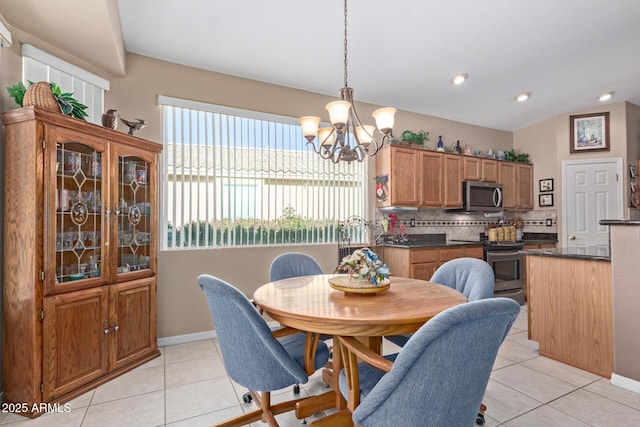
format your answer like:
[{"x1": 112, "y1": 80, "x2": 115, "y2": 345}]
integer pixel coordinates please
[{"x1": 484, "y1": 242, "x2": 525, "y2": 305}]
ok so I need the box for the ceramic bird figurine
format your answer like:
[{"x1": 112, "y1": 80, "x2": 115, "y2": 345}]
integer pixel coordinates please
[
  {"x1": 102, "y1": 109, "x2": 118, "y2": 129},
  {"x1": 119, "y1": 116, "x2": 146, "y2": 135}
]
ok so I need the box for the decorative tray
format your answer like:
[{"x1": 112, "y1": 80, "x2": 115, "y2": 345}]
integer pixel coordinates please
[{"x1": 328, "y1": 275, "x2": 390, "y2": 294}]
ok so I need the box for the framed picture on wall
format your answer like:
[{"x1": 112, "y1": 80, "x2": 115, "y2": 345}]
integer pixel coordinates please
[
  {"x1": 539, "y1": 178, "x2": 554, "y2": 192},
  {"x1": 570, "y1": 112, "x2": 610, "y2": 153},
  {"x1": 539, "y1": 193, "x2": 554, "y2": 207}
]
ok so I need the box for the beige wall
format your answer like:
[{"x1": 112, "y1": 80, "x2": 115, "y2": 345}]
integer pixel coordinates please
[
  {"x1": 3, "y1": 25, "x2": 639, "y2": 339},
  {"x1": 515, "y1": 102, "x2": 638, "y2": 243},
  {"x1": 0, "y1": 33, "x2": 514, "y2": 338},
  {"x1": 157, "y1": 244, "x2": 338, "y2": 338}
]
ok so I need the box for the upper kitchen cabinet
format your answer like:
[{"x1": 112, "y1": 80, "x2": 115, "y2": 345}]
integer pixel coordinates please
[
  {"x1": 376, "y1": 145, "x2": 445, "y2": 207},
  {"x1": 377, "y1": 145, "x2": 530, "y2": 210},
  {"x1": 1, "y1": 106, "x2": 162, "y2": 415},
  {"x1": 443, "y1": 154, "x2": 462, "y2": 208},
  {"x1": 463, "y1": 157, "x2": 497, "y2": 182},
  {"x1": 376, "y1": 145, "x2": 420, "y2": 206},
  {"x1": 499, "y1": 161, "x2": 533, "y2": 210}
]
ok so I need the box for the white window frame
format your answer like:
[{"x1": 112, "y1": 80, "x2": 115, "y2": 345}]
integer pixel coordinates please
[
  {"x1": 158, "y1": 95, "x2": 369, "y2": 249},
  {"x1": 21, "y1": 44, "x2": 109, "y2": 124}
]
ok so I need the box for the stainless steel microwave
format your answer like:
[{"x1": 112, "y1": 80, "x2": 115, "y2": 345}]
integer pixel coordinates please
[{"x1": 450, "y1": 181, "x2": 503, "y2": 212}]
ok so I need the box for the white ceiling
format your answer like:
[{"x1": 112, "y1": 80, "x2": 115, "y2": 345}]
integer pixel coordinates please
[{"x1": 4, "y1": 0, "x2": 640, "y2": 132}]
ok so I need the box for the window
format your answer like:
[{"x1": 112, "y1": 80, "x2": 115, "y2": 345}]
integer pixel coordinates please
[
  {"x1": 21, "y1": 44, "x2": 109, "y2": 124},
  {"x1": 159, "y1": 96, "x2": 368, "y2": 249}
]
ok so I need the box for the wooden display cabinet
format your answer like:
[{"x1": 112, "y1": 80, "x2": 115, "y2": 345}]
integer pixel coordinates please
[{"x1": 2, "y1": 107, "x2": 161, "y2": 417}]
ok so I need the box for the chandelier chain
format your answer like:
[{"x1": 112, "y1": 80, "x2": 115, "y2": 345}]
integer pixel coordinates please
[{"x1": 343, "y1": 0, "x2": 348, "y2": 88}]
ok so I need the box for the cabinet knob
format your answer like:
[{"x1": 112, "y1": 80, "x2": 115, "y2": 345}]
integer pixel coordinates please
[{"x1": 569, "y1": 235, "x2": 576, "y2": 240}]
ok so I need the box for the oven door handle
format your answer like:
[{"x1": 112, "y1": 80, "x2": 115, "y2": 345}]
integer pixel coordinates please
[{"x1": 487, "y1": 250, "x2": 521, "y2": 257}]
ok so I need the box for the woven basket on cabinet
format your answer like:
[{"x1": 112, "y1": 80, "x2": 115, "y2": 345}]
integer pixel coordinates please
[{"x1": 22, "y1": 82, "x2": 61, "y2": 113}]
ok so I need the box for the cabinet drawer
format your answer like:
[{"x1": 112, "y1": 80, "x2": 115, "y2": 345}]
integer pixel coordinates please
[
  {"x1": 410, "y1": 248, "x2": 438, "y2": 263},
  {"x1": 464, "y1": 245, "x2": 484, "y2": 259},
  {"x1": 439, "y1": 247, "x2": 465, "y2": 262}
]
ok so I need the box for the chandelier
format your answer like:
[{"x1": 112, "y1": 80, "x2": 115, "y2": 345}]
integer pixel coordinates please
[{"x1": 299, "y1": 0, "x2": 396, "y2": 163}]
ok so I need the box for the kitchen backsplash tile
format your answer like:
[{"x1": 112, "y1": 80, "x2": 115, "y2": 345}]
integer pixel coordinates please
[{"x1": 374, "y1": 209, "x2": 557, "y2": 242}]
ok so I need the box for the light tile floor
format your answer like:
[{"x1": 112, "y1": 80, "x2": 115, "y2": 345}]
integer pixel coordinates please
[{"x1": 1, "y1": 304, "x2": 639, "y2": 426}]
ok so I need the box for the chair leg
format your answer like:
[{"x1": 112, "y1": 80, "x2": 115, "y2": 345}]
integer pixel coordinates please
[
  {"x1": 476, "y1": 403, "x2": 487, "y2": 425},
  {"x1": 214, "y1": 390, "x2": 311, "y2": 427}
]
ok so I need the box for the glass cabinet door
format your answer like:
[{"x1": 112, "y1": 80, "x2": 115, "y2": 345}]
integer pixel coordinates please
[
  {"x1": 55, "y1": 142, "x2": 104, "y2": 284},
  {"x1": 116, "y1": 155, "x2": 151, "y2": 274}
]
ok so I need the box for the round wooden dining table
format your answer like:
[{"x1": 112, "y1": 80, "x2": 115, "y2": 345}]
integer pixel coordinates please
[
  {"x1": 253, "y1": 274, "x2": 467, "y2": 423},
  {"x1": 254, "y1": 274, "x2": 467, "y2": 337}
]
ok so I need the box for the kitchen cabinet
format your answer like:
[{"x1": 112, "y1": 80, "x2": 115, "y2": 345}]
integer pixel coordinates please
[
  {"x1": 499, "y1": 161, "x2": 533, "y2": 210},
  {"x1": 516, "y1": 163, "x2": 534, "y2": 210},
  {"x1": 482, "y1": 159, "x2": 498, "y2": 182},
  {"x1": 376, "y1": 145, "x2": 419, "y2": 206},
  {"x1": 418, "y1": 151, "x2": 444, "y2": 206},
  {"x1": 2, "y1": 107, "x2": 161, "y2": 416},
  {"x1": 383, "y1": 245, "x2": 483, "y2": 281},
  {"x1": 463, "y1": 157, "x2": 497, "y2": 182},
  {"x1": 443, "y1": 154, "x2": 462, "y2": 208},
  {"x1": 376, "y1": 146, "x2": 444, "y2": 207},
  {"x1": 377, "y1": 145, "x2": 531, "y2": 209}
]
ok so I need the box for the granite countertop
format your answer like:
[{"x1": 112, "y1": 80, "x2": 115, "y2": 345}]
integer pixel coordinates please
[
  {"x1": 382, "y1": 241, "x2": 484, "y2": 249},
  {"x1": 379, "y1": 232, "x2": 557, "y2": 249},
  {"x1": 521, "y1": 246, "x2": 610, "y2": 262}
]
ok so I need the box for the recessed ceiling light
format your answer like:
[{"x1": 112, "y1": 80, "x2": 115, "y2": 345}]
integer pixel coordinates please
[
  {"x1": 514, "y1": 92, "x2": 532, "y2": 102},
  {"x1": 449, "y1": 73, "x2": 468, "y2": 85},
  {"x1": 598, "y1": 92, "x2": 614, "y2": 101}
]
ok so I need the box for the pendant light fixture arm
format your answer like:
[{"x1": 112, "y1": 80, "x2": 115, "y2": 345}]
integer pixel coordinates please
[{"x1": 299, "y1": 0, "x2": 396, "y2": 163}]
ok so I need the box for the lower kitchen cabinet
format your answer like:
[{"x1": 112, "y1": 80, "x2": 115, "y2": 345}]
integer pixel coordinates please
[{"x1": 384, "y1": 245, "x2": 483, "y2": 281}]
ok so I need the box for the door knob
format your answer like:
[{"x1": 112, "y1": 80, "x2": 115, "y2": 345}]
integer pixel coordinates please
[{"x1": 569, "y1": 235, "x2": 576, "y2": 240}]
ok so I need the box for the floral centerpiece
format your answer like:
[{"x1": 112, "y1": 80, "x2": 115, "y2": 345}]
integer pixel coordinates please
[{"x1": 335, "y1": 247, "x2": 390, "y2": 286}]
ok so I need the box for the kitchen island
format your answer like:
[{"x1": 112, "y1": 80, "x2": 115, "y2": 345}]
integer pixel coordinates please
[{"x1": 523, "y1": 247, "x2": 612, "y2": 377}]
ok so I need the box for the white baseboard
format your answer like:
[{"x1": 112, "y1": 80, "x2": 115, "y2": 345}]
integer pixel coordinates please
[
  {"x1": 157, "y1": 330, "x2": 217, "y2": 347},
  {"x1": 157, "y1": 321, "x2": 280, "y2": 347},
  {"x1": 611, "y1": 373, "x2": 640, "y2": 394}
]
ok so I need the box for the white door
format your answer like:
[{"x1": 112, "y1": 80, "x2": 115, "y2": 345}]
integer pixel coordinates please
[{"x1": 562, "y1": 158, "x2": 623, "y2": 251}]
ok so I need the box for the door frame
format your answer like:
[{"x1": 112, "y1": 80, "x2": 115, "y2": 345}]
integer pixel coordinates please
[{"x1": 561, "y1": 157, "x2": 624, "y2": 247}]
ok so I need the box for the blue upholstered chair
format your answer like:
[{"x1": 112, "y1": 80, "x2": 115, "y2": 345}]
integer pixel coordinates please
[
  {"x1": 337, "y1": 298, "x2": 520, "y2": 427},
  {"x1": 386, "y1": 257, "x2": 495, "y2": 347},
  {"x1": 269, "y1": 252, "x2": 323, "y2": 282},
  {"x1": 198, "y1": 274, "x2": 330, "y2": 426},
  {"x1": 269, "y1": 252, "x2": 332, "y2": 385}
]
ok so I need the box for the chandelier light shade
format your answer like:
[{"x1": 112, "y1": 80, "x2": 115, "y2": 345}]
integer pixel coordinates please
[{"x1": 299, "y1": 0, "x2": 396, "y2": 163}]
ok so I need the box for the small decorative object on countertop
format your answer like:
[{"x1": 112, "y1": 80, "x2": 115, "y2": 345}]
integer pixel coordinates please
[
  {"x1": 119, "y1": 115, "x2": 147, "y2": 135},
  {"x1": 453, "y1": 140, "x2": 462, "y2": 153},
  {"x1": 102, "y1": 109, "x2": 118, "y2": 129}
]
